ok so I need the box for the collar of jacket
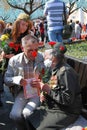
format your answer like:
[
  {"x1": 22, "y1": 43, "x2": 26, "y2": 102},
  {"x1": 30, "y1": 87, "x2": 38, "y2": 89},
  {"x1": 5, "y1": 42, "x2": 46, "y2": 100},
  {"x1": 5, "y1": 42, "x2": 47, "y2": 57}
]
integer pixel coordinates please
[
  {"x1": 19, "y1": 52, "x2": 41, "y2": 65},
  {"x1": 52, "y1": 61, "x2": 65, "y2": 75}
]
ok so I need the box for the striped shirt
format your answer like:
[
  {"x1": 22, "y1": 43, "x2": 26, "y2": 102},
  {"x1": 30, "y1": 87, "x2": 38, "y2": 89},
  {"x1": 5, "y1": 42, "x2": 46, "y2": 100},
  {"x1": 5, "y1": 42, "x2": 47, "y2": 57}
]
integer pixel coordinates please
[{"x1": 44, "y1": 0, "x2": 66, "y2": 31}]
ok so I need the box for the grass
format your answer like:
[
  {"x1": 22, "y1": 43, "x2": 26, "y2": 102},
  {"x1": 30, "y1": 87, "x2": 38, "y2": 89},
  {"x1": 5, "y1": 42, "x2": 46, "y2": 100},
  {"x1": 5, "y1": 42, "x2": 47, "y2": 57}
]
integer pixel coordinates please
[
  {"x1": 65, "y1": 41, "x2": 87, "y2": 60},
  {"x1": 38, "y1": 41, "x2": 87, "y2": 60}
]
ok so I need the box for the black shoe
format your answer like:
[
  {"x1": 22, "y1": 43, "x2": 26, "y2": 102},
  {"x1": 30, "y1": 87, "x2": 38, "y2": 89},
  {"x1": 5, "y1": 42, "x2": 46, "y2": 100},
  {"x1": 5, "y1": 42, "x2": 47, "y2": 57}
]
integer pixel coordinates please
[
  {"x1": 0, "y1": 89, "x2": 4, "y2": 93},
  {"x1": 0, "y1": 100, "x2": 3, "y2": 107}
]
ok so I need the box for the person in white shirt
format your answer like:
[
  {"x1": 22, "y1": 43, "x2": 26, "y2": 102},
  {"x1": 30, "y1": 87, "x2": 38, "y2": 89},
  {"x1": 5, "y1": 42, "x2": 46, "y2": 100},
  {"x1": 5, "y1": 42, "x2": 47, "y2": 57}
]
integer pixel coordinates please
[{"x1": 75, "y1": 21, "x2": 81, "y2": 39}]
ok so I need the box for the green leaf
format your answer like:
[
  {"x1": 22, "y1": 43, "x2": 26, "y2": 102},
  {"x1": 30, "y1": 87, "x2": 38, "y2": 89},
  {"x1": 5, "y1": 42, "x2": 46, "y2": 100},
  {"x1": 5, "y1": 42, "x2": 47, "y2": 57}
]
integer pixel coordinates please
[{"x1": 1, "y1": 41, "x2": 6, "y2": 47}]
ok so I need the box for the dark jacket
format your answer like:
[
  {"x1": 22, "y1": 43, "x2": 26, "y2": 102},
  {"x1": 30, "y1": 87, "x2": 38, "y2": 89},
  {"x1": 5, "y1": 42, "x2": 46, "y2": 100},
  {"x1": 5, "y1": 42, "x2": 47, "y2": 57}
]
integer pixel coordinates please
[
  {"x1": 48, "y1": 62, "x2": 82, "y2": 114},
  {"x1": 28, "y1": 62, "x2": 82, "y2": 130}
]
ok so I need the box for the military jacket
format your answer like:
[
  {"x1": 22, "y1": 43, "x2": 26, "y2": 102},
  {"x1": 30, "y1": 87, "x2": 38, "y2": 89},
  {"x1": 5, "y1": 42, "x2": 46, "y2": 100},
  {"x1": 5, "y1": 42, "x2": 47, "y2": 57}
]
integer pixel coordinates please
[{"x1": 45, "y1": 62, "x2": 82, "y2": 114}]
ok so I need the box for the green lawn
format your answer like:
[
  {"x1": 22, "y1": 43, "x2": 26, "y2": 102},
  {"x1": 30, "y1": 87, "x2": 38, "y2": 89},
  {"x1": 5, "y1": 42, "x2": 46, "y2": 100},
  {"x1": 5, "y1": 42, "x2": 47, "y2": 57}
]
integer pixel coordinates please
[
  {"x1": 39, "y1": 41, "x2": 87, "y2": 60},
  {"x1": 65, "y1": 42, "x2": 87, "y2": 60}
]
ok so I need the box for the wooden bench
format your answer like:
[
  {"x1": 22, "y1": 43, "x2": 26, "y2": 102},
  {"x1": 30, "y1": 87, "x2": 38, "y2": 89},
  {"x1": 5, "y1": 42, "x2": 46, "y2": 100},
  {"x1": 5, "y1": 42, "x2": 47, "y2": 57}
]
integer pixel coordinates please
[
  {"x1": 65, "y1": 55, "x2": 87, "y2": 116},
  {"x1": 44, "y1": 50, "x2": 87, "y2": 109},
  {"x1": 65, "y1": 55, "x2": 87, "y2": 89}
]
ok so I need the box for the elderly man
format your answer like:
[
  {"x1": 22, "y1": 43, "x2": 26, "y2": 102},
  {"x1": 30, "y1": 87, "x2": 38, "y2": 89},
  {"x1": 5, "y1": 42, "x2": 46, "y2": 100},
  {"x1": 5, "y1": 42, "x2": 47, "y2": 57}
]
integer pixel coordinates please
[
  {"x1": 4, "y1": 34, "x2": 45, "y2": 130},
  {"x1": 28, "y1": 43, "x2": 82, "y2": 130}
]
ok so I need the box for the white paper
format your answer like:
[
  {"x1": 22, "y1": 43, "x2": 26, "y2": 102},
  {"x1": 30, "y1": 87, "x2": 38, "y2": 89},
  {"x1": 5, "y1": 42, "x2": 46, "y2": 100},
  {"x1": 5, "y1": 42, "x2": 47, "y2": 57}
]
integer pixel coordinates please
[{"x1": 23, "y1": 78, "x2": 39, "y2": 99}]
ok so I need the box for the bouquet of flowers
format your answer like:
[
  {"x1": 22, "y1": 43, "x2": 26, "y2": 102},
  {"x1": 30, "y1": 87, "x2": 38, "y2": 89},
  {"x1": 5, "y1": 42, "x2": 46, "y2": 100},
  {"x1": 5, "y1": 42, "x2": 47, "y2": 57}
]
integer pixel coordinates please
[
  {"x1": 0, "y1": 33, "x2": 22, "y2": 72},
  {"x1": 0, "y1": 33, "x2": 22, "y2": 54},
  {"x1": 0, "y1": 33, "x2": 10, "y2": 72},
  {"x1": 0, "y1": 33, "x2": 9, "y2": 47},
  {"x1": 82, "y1": 127, "x2": 87, "y2": 130}
]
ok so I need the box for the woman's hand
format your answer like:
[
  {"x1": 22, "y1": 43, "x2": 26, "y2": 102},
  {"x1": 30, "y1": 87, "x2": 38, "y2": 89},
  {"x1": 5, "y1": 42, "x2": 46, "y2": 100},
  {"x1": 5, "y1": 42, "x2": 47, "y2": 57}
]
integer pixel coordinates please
[
  {"x1": 5, "y1": 54, "x2": 14, "y2": 58},
  {"x1": 1, "y1": 51, "x2": 14, "y2": 59}
]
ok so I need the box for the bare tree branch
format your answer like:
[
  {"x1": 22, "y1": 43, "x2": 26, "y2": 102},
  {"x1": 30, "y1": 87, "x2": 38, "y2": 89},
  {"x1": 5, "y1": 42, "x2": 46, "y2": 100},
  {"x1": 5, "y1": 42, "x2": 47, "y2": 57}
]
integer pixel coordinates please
[
  {"x1": 82, "y1": 8, "x2": 87, "y2": 13},
  {"x1": 66, "y1": 0, "x2": 80, "y2": 15},
  {"x1": 6, "y1": 0, "x2": 45, "y2": 16}
]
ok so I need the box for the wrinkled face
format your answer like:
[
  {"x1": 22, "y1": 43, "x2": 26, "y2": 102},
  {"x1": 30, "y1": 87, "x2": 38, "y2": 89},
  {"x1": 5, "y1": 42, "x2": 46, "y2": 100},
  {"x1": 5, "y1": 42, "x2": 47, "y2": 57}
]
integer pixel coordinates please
[
  {"x1": 19, "y1": 20, "x2": 29, "y2": 33},
  {"x1": 51, "y1": 56, "x2": 58, "y2": 68},
  {"x1": 23, "y1": 40, "x2": 39, "y2": 61}
]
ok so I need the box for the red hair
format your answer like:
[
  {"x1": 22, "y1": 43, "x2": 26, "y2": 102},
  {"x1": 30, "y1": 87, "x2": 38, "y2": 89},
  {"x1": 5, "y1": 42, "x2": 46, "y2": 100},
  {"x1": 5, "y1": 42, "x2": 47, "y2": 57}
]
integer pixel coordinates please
[{"x1": 12, "y1": 19, "x2": 33, "y2": 42}]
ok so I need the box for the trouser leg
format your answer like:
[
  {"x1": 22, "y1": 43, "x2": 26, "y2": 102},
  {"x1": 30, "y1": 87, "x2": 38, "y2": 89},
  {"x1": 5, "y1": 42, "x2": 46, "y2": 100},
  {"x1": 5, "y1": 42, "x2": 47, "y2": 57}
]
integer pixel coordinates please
[
  {"x1": 10, "y1": 91, "x2": 39, "y2": 130},
  {"x1": 22, "y1": 96, "x2": 40, "y2": 119},
  {"x1": 22, "y1": 96, "x2": 40, "y2": 130},
  {"x1": 15, "y1": 121, "x2": 27, "y2": 130},
  {"x1": 10, "y1": 91, "x2": 28, "y2": 130}
]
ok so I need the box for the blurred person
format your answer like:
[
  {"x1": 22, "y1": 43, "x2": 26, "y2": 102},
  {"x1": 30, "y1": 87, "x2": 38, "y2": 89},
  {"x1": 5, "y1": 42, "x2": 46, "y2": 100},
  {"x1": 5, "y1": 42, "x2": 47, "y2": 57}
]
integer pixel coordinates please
[
  {"x1": 44, "y1": 0, "x2": 68, "y2": 43},
  {"x1": 34, "y1": 26, "x2": 40, "y2": 38},
  {"x1": 82, "y1": 23, "x2": 86, "y2": 34},
  {"x1": 4, "y1": 34, "x2": 45, "y2": 130},
  {"x1": 75, "y1": 21, "x2": 81, "y2": 39},
  {"x1": 6, "y1": 22, "x2": 13, "y2": 29},
  {"x1": 0, "y1": 20, "x2": 6, "y2": 106},
  {"x1": 69, "y1": 19, "x2": 75, "y2": 38},
  {"x1": 3, "y1": 22, "x2": 13, "y2": 35},
  {"x1": 0, "y1": 13, "x2": 33, "y2": 71},
  {"x1": 0, "y1": 62, "x2": 4, "y2": 107},
  {"x1": 11, "y1": 13, "x2": 33, "y2": 54},
  {"x1": 2, "y1": 13, "x2": 33, "y2": 56},
  {"x1": 44, "y1": 20, "x2": 49, "y2": 43},
  {"x1": 0, "y1": 13, "x2": 33, "y2": 106},
  {"x1": 39, "y1": 22, "x2": 45, "y2": 42},
  {"x1": 28, "y1": 43, "x2": 82, "y2": 130}
]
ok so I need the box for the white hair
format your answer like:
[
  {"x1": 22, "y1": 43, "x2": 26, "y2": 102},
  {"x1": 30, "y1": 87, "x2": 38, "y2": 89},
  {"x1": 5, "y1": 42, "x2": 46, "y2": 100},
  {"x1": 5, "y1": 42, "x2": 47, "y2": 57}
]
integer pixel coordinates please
[{"x1": 21, "y1": 34, "x2": 39, "y2": 47}]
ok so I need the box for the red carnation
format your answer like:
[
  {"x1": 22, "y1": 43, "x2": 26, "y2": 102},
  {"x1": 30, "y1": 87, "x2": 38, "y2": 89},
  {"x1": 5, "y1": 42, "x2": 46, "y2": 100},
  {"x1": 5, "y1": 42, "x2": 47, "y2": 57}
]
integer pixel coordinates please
[
  {"x1": 9, "y1": 42, "x2": 21, "y2": 52},
  {"x1": 14, "y1": 44, "x2": 19, "y2": 52},
  {"x1": 59, "y1": 46, "x2": 65, "y2": 51},
  {"x1": 41, "y1": 68, "x2": 45, "y2": 75},
  {"x1": 48, "y1": 41, "x2": 56, "y2": 48},
  {"x1": 9, "y1": 42, "x2": 15, "y2": 48},
  {"x1": 31, "y1": 51, "x2": 37, "y2": 57},
  {"x1": 82, "y1": 128, "x2": 85, "y2": 130}
]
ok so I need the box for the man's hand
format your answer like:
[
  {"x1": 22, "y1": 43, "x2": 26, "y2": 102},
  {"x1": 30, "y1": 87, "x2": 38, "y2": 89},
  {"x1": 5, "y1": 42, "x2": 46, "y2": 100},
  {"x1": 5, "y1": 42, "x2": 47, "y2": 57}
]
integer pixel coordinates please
[
  {"x1": 30, "y1": 78, "x2": 41, "y2": 89},
  {"x1": 20, "y1": 79, "x2": 27, "y2": 87}
]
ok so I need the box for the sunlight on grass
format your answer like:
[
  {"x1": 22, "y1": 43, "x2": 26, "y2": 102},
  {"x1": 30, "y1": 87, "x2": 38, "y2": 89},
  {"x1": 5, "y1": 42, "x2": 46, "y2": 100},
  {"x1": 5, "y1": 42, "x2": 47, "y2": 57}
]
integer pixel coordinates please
[
  {"x1": 65, "y1": 42, "x2": 87, "y2": 60},
  {"x1": 38, "y1": 41, "x2": 87, "y2": 60}
]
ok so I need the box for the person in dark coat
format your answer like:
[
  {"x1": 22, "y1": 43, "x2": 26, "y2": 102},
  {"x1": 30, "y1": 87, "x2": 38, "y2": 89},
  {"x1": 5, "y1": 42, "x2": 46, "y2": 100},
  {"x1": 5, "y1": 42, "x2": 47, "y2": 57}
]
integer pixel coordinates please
[{"x1": 28, "y1": 43, "x2": 82, "y2": 130}]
